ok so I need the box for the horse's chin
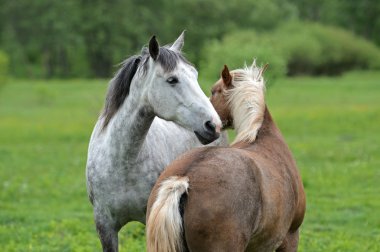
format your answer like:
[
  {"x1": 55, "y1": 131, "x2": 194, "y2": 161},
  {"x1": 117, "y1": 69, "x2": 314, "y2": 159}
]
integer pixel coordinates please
[{"x1": 194, "y1": 131, "x2": 220, "y2": 145}]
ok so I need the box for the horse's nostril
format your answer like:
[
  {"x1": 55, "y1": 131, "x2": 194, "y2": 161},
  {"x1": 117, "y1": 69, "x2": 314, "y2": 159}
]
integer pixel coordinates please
[{"x1": 205, "y1": 120, "x2": 216, "y2": 133}]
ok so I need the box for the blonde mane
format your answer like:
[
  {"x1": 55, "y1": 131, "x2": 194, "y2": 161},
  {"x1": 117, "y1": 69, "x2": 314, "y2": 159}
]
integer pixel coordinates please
[{"x1": 226, "y1": 61, "x2": 266, "y2": 144}]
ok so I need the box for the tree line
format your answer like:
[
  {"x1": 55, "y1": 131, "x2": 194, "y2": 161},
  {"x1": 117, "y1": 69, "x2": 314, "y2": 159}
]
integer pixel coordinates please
[{"x1": 0, "y1": 0, "x2": 379, "y2": 78}]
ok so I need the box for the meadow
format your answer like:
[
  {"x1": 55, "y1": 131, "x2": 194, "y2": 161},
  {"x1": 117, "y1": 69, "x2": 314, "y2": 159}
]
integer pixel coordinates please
[{"x1": 0, "y1": 71, "x2": 379, "y2": 251}]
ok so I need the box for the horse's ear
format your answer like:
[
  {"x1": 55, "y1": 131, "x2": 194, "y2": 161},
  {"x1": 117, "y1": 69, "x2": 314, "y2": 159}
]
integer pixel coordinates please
[
  {"x1": 222, "y1": 65, "x2": 232, "y2": 88},
  {"x1": 171, "y1": 31, "x2": 185, "y2": 52},
  {"x1": 149, "y1": 35, "x2": 159, "y2": 60},
  {"x1": 261, "y1": 63, "x2": 269, "y2": 76}
]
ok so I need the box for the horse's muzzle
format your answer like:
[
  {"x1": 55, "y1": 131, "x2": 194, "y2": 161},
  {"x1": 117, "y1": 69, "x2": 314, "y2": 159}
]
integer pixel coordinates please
[{"x1": 194, "y1": 120, "x2": 220, "y2": 145}]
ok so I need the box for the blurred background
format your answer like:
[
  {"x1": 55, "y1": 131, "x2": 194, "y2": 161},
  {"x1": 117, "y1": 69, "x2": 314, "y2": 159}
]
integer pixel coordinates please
[
  {"x1": 1, "y1": 0, "x2": 380, "y2": 82},
  {"x1": 0, "y1": 0, "x2": 379, "y2": 251}
]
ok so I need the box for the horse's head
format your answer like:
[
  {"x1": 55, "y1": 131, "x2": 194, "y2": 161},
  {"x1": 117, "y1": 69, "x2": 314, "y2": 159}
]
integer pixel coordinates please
[
  {"x1": 210, "y1": 65, "x2": 234, "y2": 129},
  {"x1": 142, "y1": 33, "x2": 221, "y2": 144},
  {"x1": 210, "y1": 62, "x2": 267, "y2": 143}
]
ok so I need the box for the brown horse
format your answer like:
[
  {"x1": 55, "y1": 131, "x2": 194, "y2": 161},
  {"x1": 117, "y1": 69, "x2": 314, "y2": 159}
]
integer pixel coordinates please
[{"x1": 146, "y1": 62, "x2": 306, "y2": 252}]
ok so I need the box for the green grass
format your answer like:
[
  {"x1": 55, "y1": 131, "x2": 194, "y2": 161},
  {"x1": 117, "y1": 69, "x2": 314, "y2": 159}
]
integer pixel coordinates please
[{"x1": 0, "y1": 72, "x2": 379, "y2": 251}]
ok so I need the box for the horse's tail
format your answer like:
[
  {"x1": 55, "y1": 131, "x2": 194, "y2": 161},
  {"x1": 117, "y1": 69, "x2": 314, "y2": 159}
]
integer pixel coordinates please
[{"x1": 146, "y1": 176, "x2": 189, "y2": 252}]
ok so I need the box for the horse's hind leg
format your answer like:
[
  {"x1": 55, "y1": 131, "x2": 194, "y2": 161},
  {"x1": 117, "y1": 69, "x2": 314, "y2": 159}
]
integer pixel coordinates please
[
  {"x1": 94, "y1": 211, "x2": 119, "y2": 252},
  {"x1": 276, "y1": 229, "x2": 300, "y2": 252}
]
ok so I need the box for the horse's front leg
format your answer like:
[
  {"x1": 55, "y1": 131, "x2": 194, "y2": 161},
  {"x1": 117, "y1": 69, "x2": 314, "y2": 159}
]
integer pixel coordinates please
[{"x1": 94, "y1": 210, "x2": 120, "y2": 252}]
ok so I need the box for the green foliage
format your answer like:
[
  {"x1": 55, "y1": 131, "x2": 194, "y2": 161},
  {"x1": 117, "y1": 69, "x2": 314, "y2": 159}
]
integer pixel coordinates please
[
  {"x1": 278, "y1": 22, "x2": 380, "y2": 75},
  {"x1": 0, "y1": 0, "x2": 298, "y2": 78},
  {"x1": 289, "y1": 0, "x2": 380, "y2": 46},
  {"x1": 200, "y1": 22, "x2": 380, "y2": 85},
  {"x1": 0, "y1": 50, "x2": 8, "y2": 86},
  {"x1": 162, "y1": 0, "x2": 297, "y2": 63},
  {"x1": 1, "y1": 0, "x2": 379, "y2": 79},
  {"x1": 199, "y1": 31, "x2": 286, "y2": 90},
  {"x1": 1, "y1": 72, "x2": 380, "y2": 250},
  {"x1": 0, "y1": 1, "x2": 86, "y2": 78}
]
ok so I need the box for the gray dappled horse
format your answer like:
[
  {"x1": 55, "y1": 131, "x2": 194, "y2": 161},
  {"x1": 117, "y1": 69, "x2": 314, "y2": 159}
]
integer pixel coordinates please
[{"x1": 86, "y1": 33, "x2": 227, "y2": 252}]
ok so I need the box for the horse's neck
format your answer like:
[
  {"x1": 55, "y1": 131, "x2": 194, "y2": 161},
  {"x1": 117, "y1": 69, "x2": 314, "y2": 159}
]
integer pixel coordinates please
[
  {"x1": 105, "y1": 79, "x2": 155, "y2": 163},
  {"x1": 234, "y1": 106, "x2": 284, "y2": 150},
  {"x1": 257, "y1": 106, "x2": 279, "y2": 138}
]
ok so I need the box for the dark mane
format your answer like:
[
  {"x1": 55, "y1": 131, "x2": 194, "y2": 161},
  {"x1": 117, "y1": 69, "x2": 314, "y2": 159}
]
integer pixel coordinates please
[
  {"x1": 101, "y1": 55, "x2": 141, "y2": 130},
  {"x1": 101, "y1": 46, "x2": 190, "y2": 130}
]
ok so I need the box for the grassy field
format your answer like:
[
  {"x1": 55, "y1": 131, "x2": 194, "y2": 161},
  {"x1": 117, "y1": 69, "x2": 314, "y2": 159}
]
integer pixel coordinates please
[{"x1": 0, "y1": 71, "x2": 379, "y2": 251}]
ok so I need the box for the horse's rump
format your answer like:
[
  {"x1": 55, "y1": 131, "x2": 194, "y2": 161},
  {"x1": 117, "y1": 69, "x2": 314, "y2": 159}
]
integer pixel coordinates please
[{"x1": 147, "y1": 147, "x2": 263, "y2": 251}]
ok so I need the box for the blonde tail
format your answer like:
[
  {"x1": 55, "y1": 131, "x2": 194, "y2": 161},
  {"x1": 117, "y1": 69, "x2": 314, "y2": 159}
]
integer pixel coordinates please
[{"x1": 146, "y1": 176, "x2": 189, "y2": 252}]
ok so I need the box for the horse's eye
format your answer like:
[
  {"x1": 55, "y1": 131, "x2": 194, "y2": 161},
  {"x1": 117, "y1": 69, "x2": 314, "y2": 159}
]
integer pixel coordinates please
[
  {"x1": 167, "y1": 76, "x2": 178, "y2": 85},
  {"x1": 211, "y1": 90, "x2": 216, "y2": 96}
]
